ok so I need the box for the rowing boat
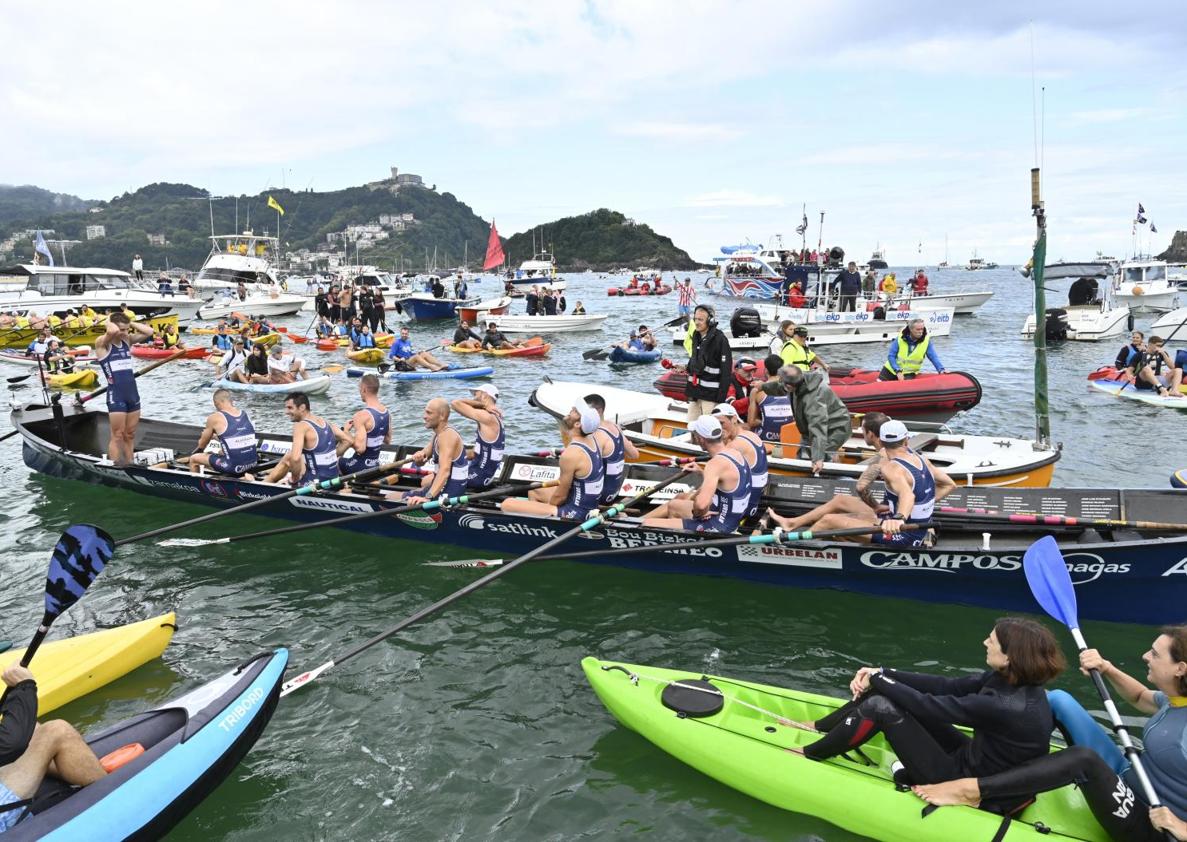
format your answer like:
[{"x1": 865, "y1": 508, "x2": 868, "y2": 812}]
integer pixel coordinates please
[
  {"x1": 11, "y1": 402, "x2": 1185, "y2": 624},
  {"x1": 531, "y1": 380, "x2": 1059, "y2": 487},
  {"x1": 583, "y1": 657, "x2": 1105, "y2": 842},
  {"x1": 0, "y1": 314, "x2": 177, "y2": 349},
  {"x1": 212, "y1": 374, "x2": 332, "y2": 395},
  {"x1": 1, "y1": 613, "x2": 175, "y2": 716}
]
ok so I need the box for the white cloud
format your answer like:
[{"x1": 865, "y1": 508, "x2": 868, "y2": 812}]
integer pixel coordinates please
[
  {"x1": 616, "y1": 122, "x2": 742, "y2": 142},
  {"x1": 686, "y1": 190, "x2": 784, "y2": 208}
]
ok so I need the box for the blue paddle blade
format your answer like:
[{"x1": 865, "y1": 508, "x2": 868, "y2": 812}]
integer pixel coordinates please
[
  {"x1": 1022, "y1": 535, "x2": 1079, "y2": 630},
  {"x1": 45, "y1": 524, "x2": 114, "y2": 618}
]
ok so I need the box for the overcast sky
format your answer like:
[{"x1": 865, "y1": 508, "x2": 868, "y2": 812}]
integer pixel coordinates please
[{"x1": 3, "y1": 1, "x2": 1184, "y2": 264}]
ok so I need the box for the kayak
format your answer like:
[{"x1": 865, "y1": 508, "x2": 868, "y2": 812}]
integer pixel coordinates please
[
  {"x1": 447, "y1": 337, "x2": 550, "y2": 357},
  {"x1": 583, "y1": 657, "x2": 1107, "y2": 842},
  {"x1": 347, "y1": 365, "x2": 494, "y2": 381},
  {"x1": 0, "y1": 349, "x2": 94, "y2": 368},
  {"x1": 8, "y1": 649, "x2": 287, "y2": 841},
  {"x1": 1089, "y1": 378, "x2": 1187, "y2": 408},
  {"x1": 1088, "y1": 365, "x2": 1187, "y2": 391},
  {"x1": 212, "y1": 374, "x2": 333, "y2": 395},
  {"x1": 0, "y1": 613, "x2": 176, "y2": 716},
  {"x1": 47, "y1": 369, "x2": 98, "y2": 389},
  {"x1": 130, "y1": 346, "x2": 209, "y2": 360},
  {"x1": 346, "y1": 348, "x2": 386, "y2": 365},
  {"x1": 609, "y1": 346, "x2": 661, "y2": 364}
]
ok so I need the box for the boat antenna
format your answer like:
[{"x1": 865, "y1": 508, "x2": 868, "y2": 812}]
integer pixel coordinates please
[{"x1": 208, "y1": 196, "x2": 216, "y2": 238}]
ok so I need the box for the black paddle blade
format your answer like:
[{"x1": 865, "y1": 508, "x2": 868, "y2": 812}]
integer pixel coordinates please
[
  {"x1": 583, "y1": 349, "x2": 610, "y2": 361},
  {"x1": 6, "y1": 374, "x2": 31, "y2": 384},
  {"x1": 45, "y1": 524, "x2": 114, "y2": 618}
]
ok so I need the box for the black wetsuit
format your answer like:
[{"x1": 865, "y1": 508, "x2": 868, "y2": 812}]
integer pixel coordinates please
[{"x1": 0, "y1": 678, "x2": 37, "y2": 765}]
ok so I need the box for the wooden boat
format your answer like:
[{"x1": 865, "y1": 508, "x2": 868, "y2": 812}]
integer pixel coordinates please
[
  {"x1": 10, "y1": 401, "x2": 1184, "y2": 625},
  {"x1": 0, "y1": 314, "x2": 177, "y2": 349},
  {"x1": 530, "y1": 380, "x2": 1059, "y2": 487}
]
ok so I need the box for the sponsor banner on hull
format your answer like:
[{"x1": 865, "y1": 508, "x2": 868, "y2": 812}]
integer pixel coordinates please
[
  {"x1": 617, "y1": 478, "x2": 693, "y2": 503},
  {"x1": 290, "y1": 497, "x2": 376, "y2": 514},
  {"x1": 860, "y1": 550, "x2": 1131, "y2": 584},
  {"x1": 738, "y1": 544, "x2": 843, "y2": 569},
  {"x1": 510, "y1": 463, "x2": 561, "y2": 483},
  {"x1": 458, "y1": 512, "x2": 561, "y2": 539}
]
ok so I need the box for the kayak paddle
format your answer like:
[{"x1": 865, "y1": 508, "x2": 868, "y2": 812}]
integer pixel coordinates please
[
  {"x1": 1022, "y1": 536, "x2": 1168, "y2": 817},
  {"x1": 582, "y1": 349, "x2": 611, "y2": 361},
  {"x1": 0, "y1": 524, "x2": 114, "y2": 706},
  {"x1": 278, "y1": 467, "x2": 696, "y2": 697}
]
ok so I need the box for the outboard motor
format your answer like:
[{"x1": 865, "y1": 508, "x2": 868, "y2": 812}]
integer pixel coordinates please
[
  {"x1": 1043, "y1": 308, "x2": 1069, "y2": 341},
  {"x1": 730, "y1": 307, "x2": 763, "y2": 338}
]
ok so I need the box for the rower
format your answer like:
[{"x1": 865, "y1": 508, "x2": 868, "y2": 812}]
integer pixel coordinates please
[
  {"x1": 387, "y1": 326, "x2": 447, "y2": 372},
  {"x1": 333, "y1": 374, "x2": 390, "y2": 473},
  {"x1": 585, "y1": 393, "x2": 638, "y2": 505},
  {"x1": 643, "y1": 416, "x2": 752, "y2": 533},
  {"x1": 95, "y1": 311, "x2": 155, "y2": 466},
  {"x1": 452, "y1": 319, "x2": 483, "y2": 350},
  {"x1": 481, "y1": 321, "x2": 522, "y2": 351},
  {"x1": 265, "y1": 392, "x2": 339, "y2": 486},
  {"x1": 711, "y1": 403, "x2": 768, "y2": 521},
  {"x1": 451, "y1": 384, "x2": 504, "y2": 490},
  {"x1": 881, "y1": 318, "x2": 945, "y2": 381},
  {"x1": 500, "y1": 402, "x2": 604, "y2": 520},
  {"x1": 186, "y1": 389, "x2": 259, "y2": 477},
  {"x1": 403, "y1": 398, "x2": 470, "y2": 503},
  {"x1": 747, "y1": 353, "x2": 794, "y2": 442},
  {"x1": 779, "y1": 325, "x2": 828, "y2": 373}
]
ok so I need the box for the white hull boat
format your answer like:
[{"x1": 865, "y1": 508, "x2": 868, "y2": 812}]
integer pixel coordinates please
[
  {"x1": 669, "y1": 306, "x2": 955, "y2": 351},
  {"x1": 1114, "y1": 260, "x2": 1179, "y2": 314},
  {"x1": 1150, "y1": 308, "x2": 1187, "y2": 338},
  {"x1": 484, "y1": 313, "x2": 606, "y2": 333},
  {"x1": 198, "y1": 292, "x2": 308, "y2": 320},
  {"x1": 1021, "y1": 303, "x2": 1131, "y2": 342},
  {"x1": 0, "y1": 265, "x2": 205, "y2": 319},
  {"x1": 873, "y1": 290, "x2": 993, "y2": 315}
]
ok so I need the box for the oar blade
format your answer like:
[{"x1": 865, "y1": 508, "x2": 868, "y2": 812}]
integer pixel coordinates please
[
  {"x1": 46, "y1": 524, "x2": 114, "y2": 618},
  {"x1": 1022, "y1": 535, "x2": 1079, "y2": 629}
]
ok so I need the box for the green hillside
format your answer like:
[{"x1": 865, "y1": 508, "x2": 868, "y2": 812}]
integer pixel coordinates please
[
  {"x1": 0, "y1": 185, "x2": 94, "y2": 226},
  {"x1": 503, "y1": 209, "x2": 697, "y2": 271}
]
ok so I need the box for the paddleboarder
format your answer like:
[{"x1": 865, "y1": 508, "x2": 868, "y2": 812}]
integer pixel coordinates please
[
  {"x1": 387, "y1": 326, "x2": 447, "y2": 372},
  {"x1": 451, "y1": 384, "x2": 504, "y2": 490},
  {"x1": 333, "y1": 374, "x2": 391, "y2": 474},
  {"x1": 185, "y1": 389, "x2": 259, "y2": 478}
]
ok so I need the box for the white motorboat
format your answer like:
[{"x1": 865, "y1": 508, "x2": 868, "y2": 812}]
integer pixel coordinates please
[
  {"x1": 0, "y1": 264, "x2": 205, "y2": 319},
  {"x1": 1150, "y1": 307, "x2": 1187, "y2": 339},
  {"x1": 1113, "y1": 259, "x2": 1179, "y2": 314},
  {"x1": 668, "y1": 305, "x2": 955, "y2": 351},
  {"x1": 484, "y1": 313, "x2": 606, "y2": 333},
  {"x1": 510, "y1": 252, "x2": 565, "y2": 291},
  {"x1": 870, "y1": 289, "x2": 993, "y2": 315},
  {"x1": 197, "y1": 290, "x2": 308, "y2": 320},
  {"x1": 1021, "y1": 276, "x2": 1130, "y2": 342},
  {"x1": 1166, "y1": 263, "x2": 1187, "y2": 291},
  {"x1": 192, "y1": 232, "x2": 284, "y2": 294}
]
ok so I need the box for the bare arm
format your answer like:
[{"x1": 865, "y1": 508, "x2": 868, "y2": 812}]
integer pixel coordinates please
[
  {"x1": 692, "y1": 457, "x2": 725, "y2": 516},
  {"x1": 351, "y1": 409, "x2": 370, "y2": 454},
  {"x1": 424, "y1": 431, "x2": 462, "y2": 498},
  {"x1": 746, "y1": 389, "x2": 761, "y2": 430},
  {"x1": 547, "y1": 447, "x2": 579, "y2": 506},
  {"x1": 1081, "y1": 649, "x2": 1161, "y2": 715},
  {"x1": 621, "y1": 431, "x2": 639, "y2": 461},
  {"x1": 195, "y1": 413, "x2": 221, "y2": 452},
  {"x1": 922, "y1": 455, "x2": 956, "y2": 503}
]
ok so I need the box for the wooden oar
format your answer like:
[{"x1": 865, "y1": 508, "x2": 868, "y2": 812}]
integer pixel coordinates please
[
  {"x1": 1023, "y1": 536, "x2": 1172, "y2": 836},
  {"x1": 0, "y1": 524, "x2": 114, "y2": 707},
  {"x1": 78, "y1": 348, "x2": 185, "y2": 405},
  {"x1": 115, "y1": 458, "x2": 414, "y2": 546},
  {"x1": 156, "y1": 480, "x2": 557, "y2": 547},
  {"x1": 938, "y1": 505, "x2": 1187, "y2": 532},
  {"x1": 277, "y1": 467, "x2": 696, "y2": 697},
  {"x1": 435, "y1": 524, "x2": 915, "y2": 567}
]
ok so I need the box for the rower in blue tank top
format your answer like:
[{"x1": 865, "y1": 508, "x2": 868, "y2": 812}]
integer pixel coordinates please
[
  {"x1": 756, "y1": 392, "x2": 793, "y2": 442},
  {"x1": 95, "y1": 311, "x2": 156, "y2": 465},
  {"x1": 584, "y1": 393, "x2": 639, "y2": 506},
  {"x1": 452, "y1": 384, "x2": 505, "y2": 490},
  {"x1": 404, "y1": 398, "x2": 469, "y2": 503},
  {"x1": 557, "y1": 440, "x2": 604, "y2": 519},
  {"x1": 432, "y1": 430, "x2": 470, "y2": 498},
  {"x1": 264, "y1": 392, "x2": 340, "y2": 485},
  {"x1": 186, "y1": 390, "x2": 259, "y2": 477},
  {"x1": 498, "y1": 401, "x2": 605, "y2": 522},
  {"x1": 872, "y1": 420, "x2": 940, "y2": 547},
  {"x1": 711, "y1": 403, "x2": 768, "y2": 520},
  {"x1": 334, "y1": 374, "x2": 390, "y2": 474}
]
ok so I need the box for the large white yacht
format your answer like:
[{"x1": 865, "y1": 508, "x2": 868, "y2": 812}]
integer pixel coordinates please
[
  {"x1": 192, "y1": 232, "x2": 285, "y2": 293},
  {"x1": 0, "y1": 264, "x2": 205, "y2": 319},
  {"x1": 511, "y1": 251, "x2": 565, "y2": 291}
]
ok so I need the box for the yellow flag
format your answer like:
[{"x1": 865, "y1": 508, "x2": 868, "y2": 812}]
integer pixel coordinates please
[{"x1": 268, "y1": 195, "x2": 285, "y2": 215}]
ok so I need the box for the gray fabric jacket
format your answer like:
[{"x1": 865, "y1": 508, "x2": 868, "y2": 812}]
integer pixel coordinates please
[{"x1": 759, "y1": 371, "x2": 850, "y2": 462}]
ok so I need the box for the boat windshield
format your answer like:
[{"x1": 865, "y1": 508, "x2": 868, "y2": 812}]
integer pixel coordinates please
[
  {"x1": 1146, "y1": 265, "x2": 1166, "y2": 281},
  {"x1": 196, "y1": 267, "x2": 272, "y2": 285},
  {"x1": 27, "y1": 273, "x2": 132, "y2": 295}
]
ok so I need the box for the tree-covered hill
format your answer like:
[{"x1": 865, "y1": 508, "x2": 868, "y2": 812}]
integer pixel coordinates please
[
  {"x1": 503, "y1": 209, "x2": 697, "y2": 271},
  {"x1": 0, "y1": 185, "x2": 94, "y2": 226}
]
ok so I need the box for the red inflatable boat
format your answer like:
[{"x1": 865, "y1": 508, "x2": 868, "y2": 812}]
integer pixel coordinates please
[{"x1": 653, "y1": 366, "x2": 982, "y2": 423}]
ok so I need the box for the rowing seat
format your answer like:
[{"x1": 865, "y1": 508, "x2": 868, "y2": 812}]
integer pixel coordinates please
[{"x1": 906, "y1": 433, "x2": 938, "y2": 452}]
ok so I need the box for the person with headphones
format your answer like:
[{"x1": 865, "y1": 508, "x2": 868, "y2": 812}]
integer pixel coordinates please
[{"x1": 685, "y1": 304, "x2": 732, "y2": 421}]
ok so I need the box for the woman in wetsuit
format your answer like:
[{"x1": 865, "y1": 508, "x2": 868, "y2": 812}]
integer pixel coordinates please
[
  {"x1": 916, "y1": 626, "x2": 1187, "y2": 841},
  {"x1": 798, "y1": 618, "x2": 1065, "y2": 814}
]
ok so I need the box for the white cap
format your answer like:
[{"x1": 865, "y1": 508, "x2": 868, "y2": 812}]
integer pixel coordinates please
[
  {"x1": 711, "y1": 402, "x2": 739, "y2": 420},
  {"x1": 689, "y1": 416, "x2": 723, "y2": 440},
  {"x1": 573, "y1": 401, "x2": 601, "y2": 435},
  {"x1": 879, "y1": 420, "x2": 910, "y2": 443},
  {"x1": 472, "y1": 383, "x2": 499, "y2": 400}
]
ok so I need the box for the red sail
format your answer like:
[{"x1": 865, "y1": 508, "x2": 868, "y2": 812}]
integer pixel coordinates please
[{"x1": 483, "y1": 221, "x2": 505, "y2": 270}]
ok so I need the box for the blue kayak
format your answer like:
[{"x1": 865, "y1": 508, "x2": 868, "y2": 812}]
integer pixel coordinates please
[
  {"x1": 9, "y1": 649, "x2": 287, "y2": 840},
  {"x1": 348, "y1": 365, "x2": 494, "y2": 381},
  {"x1": 609, "y1": 346, "x2": 661, "y2": 364}
]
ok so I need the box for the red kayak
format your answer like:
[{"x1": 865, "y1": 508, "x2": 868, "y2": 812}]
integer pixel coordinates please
[
  {"x1": 131, "y1": 345, "x2": 209, "y2": 360},
  {"x1": 1087, "y1": 366, "x2": 1124, "y2": 381},
  {"x1": 653, "y1": 367, "x2": 982, "y2": 423}
]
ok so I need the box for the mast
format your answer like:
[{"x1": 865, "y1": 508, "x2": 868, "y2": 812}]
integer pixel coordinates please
[{"x1": 1030, "y1": 167, "x2": 1050, "y2": 447}]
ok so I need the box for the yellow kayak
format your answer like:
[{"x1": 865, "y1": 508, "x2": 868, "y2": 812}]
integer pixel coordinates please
[
  {"x1": 251, "y1": 332, "x2": 282, "y2": 349},
  {"x1": 0, "y1": 613, "x2": 176, "y2": 715},
  {"x1": 346, "y1": 348, "x2": 385, "y2": 365},
  {"x1": 47, "y1": 369, "x2": 99, "y2": 389}
]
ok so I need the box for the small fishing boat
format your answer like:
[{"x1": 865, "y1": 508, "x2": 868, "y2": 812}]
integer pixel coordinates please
[
  {"x1": 212, "y1": 374, "x2": 332, "y2": 395},
  {"x1": 1112, "y1": 259, "x2": 1179, "y2": 314},
  {"x1": 1150, "y1": 306, "x2": 1187, "y2": 335},
  {"x1": 197, "y1": 291, "x2": 307, "y2": 319},
  {"x1": 1021, "y1": 276, "x2": 1131, "y2": 342},
  {"x1": 458, "y1": 296, "x2": 512, "y2": 324}
]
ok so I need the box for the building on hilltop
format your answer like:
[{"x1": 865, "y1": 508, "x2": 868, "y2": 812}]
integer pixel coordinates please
[{"x1": 86, "y1": 225, "x2": 106, "y2": 240}]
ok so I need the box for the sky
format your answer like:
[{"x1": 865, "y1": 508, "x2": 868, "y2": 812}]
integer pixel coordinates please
[{"x1": 2, "y1": 1, "x2": 1184, "y2": 265}]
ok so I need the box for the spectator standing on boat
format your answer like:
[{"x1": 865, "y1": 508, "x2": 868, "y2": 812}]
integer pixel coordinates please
[
  {"x1": 131, "y1": 254, "x2": 143, "y2": 281},
  {"x1": 541, "y1": 287, "x2": 558, "y2": 315},
  {"x1": 371, "y1": 286, "x2": 387, "y2": 332},
  {"x1": 911, "y1": 269, "x2": 930, "y2": 296},
  {"x1": 501, "y1": 401, "x2": 604, "y2": 520},
  {"x1": 236, "y1": 280, "x2": 248, "y2": 302},
  {"x1": 340, "y1": 284, "x2": 355, "y2": 322},
  {"x1": 525, "y1": 286, "x2": 540, "y2": 316},
  {"x1": 324, "y1": 286, "x2": 338, "y2": 321},
  {"x1": 558, "y1": 292, "x2": 567, "y2": 313},
  {"x1": 452, "y1": 384, "x2": 505, "y2": 490},
  {"x1": 756, "y1": 365, "x2": 849, "y2": 474},
  {"x1": 836, "y1": 262, "x2": 862, "y2": 312},
  {"x1": 265, "y1": 392, "x2": 339, "y2": 486},
  {"x1": 685, "y1": 304, "x2": 732, "y2": 421},
  {"x1": 357, "y1": 285, "x2": 375, "y2": 333},
  {"x1": 430, "y1": 277, "x2": 446, "y2": 299},
  {"x1": 185, "y1": 389, "x2": 259, "y2": 477},
  {"x1": 881, "y1": 318, "x2": 945, "y2": 381},
  {"x1": 95, "y1": 311, "x2": 155, "y2": 465},
  {"x1": 677, "y1": 277, "x2": 697, "y2": 317},
  {"x1": 333, "y1": 374, "x2": 391, "y2": 474},
  {"x1": 862, "y1": 269, "x2": 878, "y2": 297}
]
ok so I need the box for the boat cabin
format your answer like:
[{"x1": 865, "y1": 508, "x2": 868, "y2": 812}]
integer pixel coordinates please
[{"x1": 2, "y1": 264, "x2": 138, "y2": 296}]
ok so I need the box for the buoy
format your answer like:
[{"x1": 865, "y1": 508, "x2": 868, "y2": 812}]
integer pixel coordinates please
[
  {"x1": 100, "y1": 743, "x2": 145, "y2": 773},
  {"x1": 1172, "y1": 469, "x2": 1187, "y2": 489},
  {"x1": 1132, "y1": 286, "x2": 1144, "y2": 295}
]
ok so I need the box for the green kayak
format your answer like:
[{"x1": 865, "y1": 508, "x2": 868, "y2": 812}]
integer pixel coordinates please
[{"x1": 582, "y1": 657, "x2": 1109, "y2": 842}]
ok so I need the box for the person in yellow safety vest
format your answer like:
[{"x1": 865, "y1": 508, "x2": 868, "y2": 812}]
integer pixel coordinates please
[
  {"x1": 878, "y1": 272, "x2": 898, "y2": 295},
  {"x1": 158, "y1": 322, "x2": 182, "y2": 348},
  {"x1": 682, "y1": 317, "x2": 696, "y2": 355},
  {"x1": 880, "y1": 318, "x2": 946, "y2": 381},
  {"x1": 79, "y1": 305, "x2": 98, "y2": 326},
  {"x1": 63, "y1": 309, "x2": 83, "y2": 330},
  {"x1": 14, "y1": 313, "x2": 31, "y2": 329},
  {"x1": 779, "y1": 325, "x2": 828, "y2": 372}
]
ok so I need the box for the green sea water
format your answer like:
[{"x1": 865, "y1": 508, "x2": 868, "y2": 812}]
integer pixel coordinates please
[{"x1": 0, "y1": 269, "x2": 1178, "y2": 840}]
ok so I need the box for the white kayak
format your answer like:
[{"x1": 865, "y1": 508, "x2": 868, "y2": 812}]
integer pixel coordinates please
[{"x1": 212, "y1": 374, "x2": 332, "y2": 395}]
